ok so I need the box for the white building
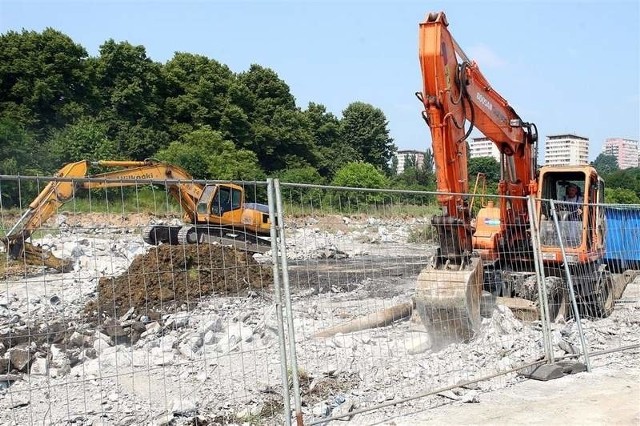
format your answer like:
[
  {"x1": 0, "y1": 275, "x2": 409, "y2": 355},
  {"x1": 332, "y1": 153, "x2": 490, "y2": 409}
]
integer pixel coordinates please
[
  {"x1": 603, "y1": 137, "x2": 639, "y2": 169},
  {"x1": 544, "y1": 133, "x2": 589, "y2": 166},
  {"x1": 395, "y1": 150, "x2": 425, "y2": 174},
  {"x1": 468, "y1": 137, "x2": 501, "y2": 162}
]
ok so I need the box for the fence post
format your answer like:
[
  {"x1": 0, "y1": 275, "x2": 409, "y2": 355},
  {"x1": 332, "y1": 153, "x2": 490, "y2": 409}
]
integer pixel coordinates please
[
  {"x1": 273, "y1": 179, "x2": 304, "y2": 426},
  {"x1": 549, "y1": 199, "x2": 592, "y2": 371},
  {"x1": 267, "y1": 178, "x2": 293, "y2": 426},
  {"x1": 527, "y1": 195, "x2": 554, "y2": 363}
]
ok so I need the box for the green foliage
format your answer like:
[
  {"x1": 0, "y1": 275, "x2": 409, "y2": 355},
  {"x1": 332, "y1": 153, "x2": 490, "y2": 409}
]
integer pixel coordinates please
[
  {"x1": 604, "y1": 187, "x2": 640, "y2": 204},
  {"x1": 0, "y1": 118, "x2": 46, "y2": 207},
  {"x1": 592, "y1": 153, "x2": 619, "y2": 175},
  {"x1": 468, "y1": 156, "x2": 500, "y2": 183},
  {"x1": 156, "y1": 127, "x2": 264, "y2": 180},
  {"x1": 331, "y1": 162, "x2": 388, "y2": 189},
  {"x1": 0, "y1": 28, "x2": 90, "y2": 132},
  {"x1": 163, "y1": 52, "x2": 234, "y2": 137},
  {"x1": 340, "y1": 102, "x2": 396, "y2": 174},
  {"x1": 48, "y1": 119, "x2": 119, "y2": 166},
  {"x1": 330, "y1": 162, "x2": 388, "y2": 208},
  {"x1": 279, "y1": 166, "x2": 325, "y2": 205},
  {"x1": 303, "y1": 103, "x2": 343, "y2": 177},
  {"x1": 603, "y1": 167, "x2": 640, "y2": 200},
  {"x1": 92, "y1": 40, "x2": 164, "y2": 125}
]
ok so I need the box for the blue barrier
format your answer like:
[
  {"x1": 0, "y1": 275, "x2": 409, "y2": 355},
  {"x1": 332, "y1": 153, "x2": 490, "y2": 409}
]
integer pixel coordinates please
[{"x1": 604, "y1": 205, "x2": 640, "y2": 270}]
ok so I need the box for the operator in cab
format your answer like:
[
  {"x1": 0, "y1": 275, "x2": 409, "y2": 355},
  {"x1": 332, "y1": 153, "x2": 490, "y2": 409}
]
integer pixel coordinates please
[{"x1": 562, "y1": 183, "x2": 583, "y2": 220}]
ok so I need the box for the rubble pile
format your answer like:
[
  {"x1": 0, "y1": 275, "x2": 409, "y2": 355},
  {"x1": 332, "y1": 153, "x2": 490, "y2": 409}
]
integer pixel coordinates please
[
  {"x1": 0, "y1": 213, "x2": 637, "y2": 425},
  {"x1": 88, "y1": 244, "x2": 273, "y2": 318}
]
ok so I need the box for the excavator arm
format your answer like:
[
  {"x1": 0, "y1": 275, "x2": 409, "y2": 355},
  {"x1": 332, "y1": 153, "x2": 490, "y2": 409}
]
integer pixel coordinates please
[
  {"x1": 1, "y1": 159, "x2": 201, "y2": 271},
  {"x1": 417, "y1": 11, "x2": 538, "y2": 262},
  {"x1": 414, "y1": 11, "x2": 539, "y2": 348}
]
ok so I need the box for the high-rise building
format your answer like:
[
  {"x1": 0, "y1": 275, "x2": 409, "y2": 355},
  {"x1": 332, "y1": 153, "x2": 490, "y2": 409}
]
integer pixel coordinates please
[
  {"x1": 544, "y1": 134, "x2": 589, "y2": 165},
  {"x1": 602, "y1": 138, "x2": 639, "y2": 169},
  {"x1": 394, "y1": 150, "x2": 425, "y2": 174},
  {"x1": 468, "y1": 137, "x2": 501, "y2": 162}
]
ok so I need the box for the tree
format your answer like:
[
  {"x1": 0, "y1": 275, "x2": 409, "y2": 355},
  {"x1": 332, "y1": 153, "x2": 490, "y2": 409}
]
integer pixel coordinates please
[
  {"x1": 237, "y1": 64, "x2": 296, "y2": 122},
  {"x1": 156, "y1": 127, "x2": 264, "y2": 180},
  {"x1": 604, "y1": 187, "x2": 640, "y2": 204},
  {"x1": 605, "y1": 168, "x2": 640, "y2": 199},
  {"x1": 303, "y1": 102, "x2": 344, "y2": 178},
  {"x1": 340, "y1": 102, "x2": 396, "y2": 174},
  {"x1": 0, "y1": 28, "x2": 91, "y2": 133},
  {"x1": 468, "y1": 156, "x2": 501, "y2": 183},
  {"x1": 90, "y1": 39, "x2": 167, "y2": 158},
  {"x1": 48, "y1": 119, "x2": 118, "y2": 166},
  {"x1": 0, "y1": 118, "x2": 45, "y2": 206},
  {"x1": 163, "y1": 53, "x2": 234, "y2": 138},
  {"x1": 330, "y1": 162, "x2": 388, "y2": 207},
  {"x1": 592, "y1": 153, "x2": 619, "y2": 175},
  {"x1": 424, "y1": 148, "x2": 435, "y2": 174},
  {"x1": 250, "y1": 107, "x2": 320, "y2": 173},
  {"x1": 279, "y1": 166, "x2": 325, "y2": 205},
  {"x1": 390, "y1": 156, "x2": 399, "y2": 175}
]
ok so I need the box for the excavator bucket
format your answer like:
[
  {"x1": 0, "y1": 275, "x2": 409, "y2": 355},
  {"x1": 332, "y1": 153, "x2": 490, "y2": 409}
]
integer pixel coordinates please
[
  {"x1": 2, "y1": 238, "x2": 73, "y2": 273},
  {"x1": 412, "y1": 257, "x2": 483, "y2": 350}
]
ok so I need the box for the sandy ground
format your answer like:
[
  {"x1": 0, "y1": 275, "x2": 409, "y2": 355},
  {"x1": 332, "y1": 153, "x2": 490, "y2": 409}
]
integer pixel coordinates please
[{"x1": 377, "y1": 362, "x2": 640, "y2": 425}]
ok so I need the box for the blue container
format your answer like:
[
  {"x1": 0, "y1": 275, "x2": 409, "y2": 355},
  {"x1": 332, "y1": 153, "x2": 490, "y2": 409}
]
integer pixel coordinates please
[{"x1": 604, "y1": 206, "x2": 640, "y2": 270}]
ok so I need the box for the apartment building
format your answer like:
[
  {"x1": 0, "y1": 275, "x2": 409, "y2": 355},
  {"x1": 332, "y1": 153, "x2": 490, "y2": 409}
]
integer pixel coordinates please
[
  {"x1": 395, "y1": 150, "x2": 425, "y2": 174},
  {"x1": 603, "y1": 137, "x2": 639, "y2": 169},
  {"x1": 468, "y1": 137, "x2": 501, "y2": 162},
  {"x1": 544, "y1": 133, "x2": 589, "y2": 166}
]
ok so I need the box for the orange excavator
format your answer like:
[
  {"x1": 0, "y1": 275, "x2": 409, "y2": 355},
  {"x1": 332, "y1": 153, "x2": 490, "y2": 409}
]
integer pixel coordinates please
[
  {"x1": 414, "y1": 12, "x2": 620, "y2": 345},
  {"x1": 1, "y1": 159, "x2": 271, "y2": 272}
]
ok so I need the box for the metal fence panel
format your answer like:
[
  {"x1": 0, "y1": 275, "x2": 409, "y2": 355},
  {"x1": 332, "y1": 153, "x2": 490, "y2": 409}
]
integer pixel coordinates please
[
  {"x1": 0, "y1": 175, "x2": 287, "y2": 425},
  {"x1": 545, "y1": 200, "x2": 640, "y2": 368},
  {"x1": 276, "y1": 183, "x2": 550, "y2": 424}
]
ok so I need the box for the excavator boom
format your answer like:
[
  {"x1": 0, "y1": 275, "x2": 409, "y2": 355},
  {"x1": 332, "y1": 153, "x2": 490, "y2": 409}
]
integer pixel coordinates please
[{"x1": 414, "y1": 11, "x2": 539, "y2": 346}]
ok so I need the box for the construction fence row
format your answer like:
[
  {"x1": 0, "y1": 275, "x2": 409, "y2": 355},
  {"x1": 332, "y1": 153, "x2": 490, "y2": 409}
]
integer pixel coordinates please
[{"x1": 0, "y1": 175, "x2": 638, "y2": 425}]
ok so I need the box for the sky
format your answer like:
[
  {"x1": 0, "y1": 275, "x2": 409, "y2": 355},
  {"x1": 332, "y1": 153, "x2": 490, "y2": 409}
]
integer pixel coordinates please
[{"x1": 1, "y1": 0, "x2": 638, "y2": 162}]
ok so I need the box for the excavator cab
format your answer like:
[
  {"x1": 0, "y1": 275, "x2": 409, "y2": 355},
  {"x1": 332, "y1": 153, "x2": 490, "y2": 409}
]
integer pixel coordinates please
[
  {"x1": 538, "y1": 165, "x2": 605, "y2": 263},
  {"x1": 196, "y1": 184, "x2": 244, "y2": 221}
]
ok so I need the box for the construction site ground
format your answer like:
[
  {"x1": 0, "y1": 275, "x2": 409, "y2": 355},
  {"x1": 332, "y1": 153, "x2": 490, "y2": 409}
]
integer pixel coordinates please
[
  {"x1": 383, "y1": 362, "x2": 640, "y2": 425},
  {"x1": 0, "y1": 212, "x2": 638, "y2": 424}
]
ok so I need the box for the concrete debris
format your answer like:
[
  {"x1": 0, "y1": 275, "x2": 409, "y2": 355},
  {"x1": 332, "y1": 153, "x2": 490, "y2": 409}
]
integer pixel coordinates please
[{"x1": 0, "y1": 214, "x2": 637, "y2": 425}]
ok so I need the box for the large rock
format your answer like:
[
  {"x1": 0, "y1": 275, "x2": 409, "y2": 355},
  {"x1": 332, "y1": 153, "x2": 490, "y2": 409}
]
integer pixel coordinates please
[{"x1": 9, "y1": 346, "x2": 32, "y2": 372}]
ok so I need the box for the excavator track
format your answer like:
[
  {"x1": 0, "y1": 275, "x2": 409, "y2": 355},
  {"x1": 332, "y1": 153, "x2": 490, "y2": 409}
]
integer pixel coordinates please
[{"x1": 142, "y1": 224, "x2": 271, "y2": 254}]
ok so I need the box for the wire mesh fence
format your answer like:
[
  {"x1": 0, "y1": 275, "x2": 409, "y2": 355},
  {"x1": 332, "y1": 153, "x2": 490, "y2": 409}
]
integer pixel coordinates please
[
  {"x1": 0, "y1": 175, "x2": 287, "y2": 425},
  {"x1": 276, "y1": 183, "x2": 553, "y2": 424},
  {"x1": 1, "y1": 173, "x2": 638, "y2": 425},
  {"x1": 543, "y1": 200, "x2": 640, "y2": 369}
]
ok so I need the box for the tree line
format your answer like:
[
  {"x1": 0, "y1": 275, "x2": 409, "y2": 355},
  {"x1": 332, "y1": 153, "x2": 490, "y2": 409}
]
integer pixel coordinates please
[
  {"x1": 591, "y1": 153, "x2": 640, "y2": 204},
  {"x1": 2, "y1": 28, "x2": 442, "y2": 207},
  {"x1": 3, "y1": 29, "x2": 634, "y2": 210}
]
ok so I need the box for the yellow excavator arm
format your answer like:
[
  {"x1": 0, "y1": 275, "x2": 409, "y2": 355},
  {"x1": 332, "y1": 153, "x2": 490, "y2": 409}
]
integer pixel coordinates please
[{"x1": 1, "y1": 159, "x2": 201, "y2": 272}]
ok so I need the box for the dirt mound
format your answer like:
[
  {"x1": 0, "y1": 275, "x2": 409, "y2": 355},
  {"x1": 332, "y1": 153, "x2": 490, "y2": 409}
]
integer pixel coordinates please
[{"x1": 90, "y1": 244, "x2": 272, "y2": 318}]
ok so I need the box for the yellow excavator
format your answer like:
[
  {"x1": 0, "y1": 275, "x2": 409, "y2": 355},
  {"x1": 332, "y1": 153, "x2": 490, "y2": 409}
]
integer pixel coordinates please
[{"x1": 1, "y1": 159, "x2": 271, "y2": 272}]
